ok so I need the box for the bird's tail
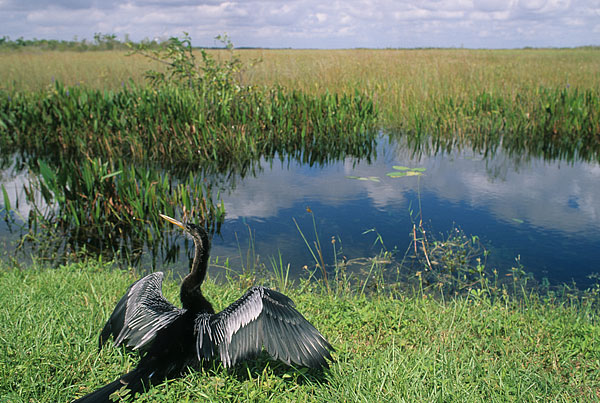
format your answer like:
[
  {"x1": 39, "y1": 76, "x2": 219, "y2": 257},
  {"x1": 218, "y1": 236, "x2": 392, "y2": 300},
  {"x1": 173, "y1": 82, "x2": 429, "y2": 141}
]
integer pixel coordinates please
[{"x1": 71, "y1": 368, "x2": 150, "y2": 403}]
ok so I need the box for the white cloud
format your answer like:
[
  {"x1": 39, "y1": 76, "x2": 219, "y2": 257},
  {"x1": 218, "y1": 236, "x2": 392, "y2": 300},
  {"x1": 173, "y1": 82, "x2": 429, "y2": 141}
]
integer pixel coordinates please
[
  {"x1": 0, "y1": 0, "x2": 598, "y2": 47},
  {"x1": 314, "y1": 13, "x2": 327, "y2": 23},
  {"x1": 518, "y1": 0, "x2": 548, "y2": 11},
  {"x1": 471, "y1": 10, "x2": 511, "y2": 20},
  {"x1": 473, "y1": 0, "x2": 513, "y2": 12},
  {"x1": 215, "y1": 143, "x2": 600, "y2": 237}
]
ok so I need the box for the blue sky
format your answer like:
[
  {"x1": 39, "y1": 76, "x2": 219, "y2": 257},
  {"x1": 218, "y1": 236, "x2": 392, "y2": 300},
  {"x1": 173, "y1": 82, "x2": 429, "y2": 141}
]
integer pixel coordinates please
[{"x1": 1, "y1": 0, "x2": 599, "y2": 48}]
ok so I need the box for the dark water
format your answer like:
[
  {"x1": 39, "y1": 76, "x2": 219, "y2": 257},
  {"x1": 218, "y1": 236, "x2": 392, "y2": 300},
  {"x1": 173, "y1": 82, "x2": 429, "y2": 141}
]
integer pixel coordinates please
[
  {"x1": 2, "y1": 136, "x2": 600, "y2": 288},
  {"x1": 207, "y1": 137, "x2": 600, "y2": 288}
]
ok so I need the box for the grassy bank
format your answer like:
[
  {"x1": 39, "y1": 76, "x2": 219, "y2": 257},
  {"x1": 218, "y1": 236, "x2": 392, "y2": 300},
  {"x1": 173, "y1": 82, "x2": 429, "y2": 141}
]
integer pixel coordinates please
[{"x1": 1, "y1": 260, "x2": 598, "y2": 401}]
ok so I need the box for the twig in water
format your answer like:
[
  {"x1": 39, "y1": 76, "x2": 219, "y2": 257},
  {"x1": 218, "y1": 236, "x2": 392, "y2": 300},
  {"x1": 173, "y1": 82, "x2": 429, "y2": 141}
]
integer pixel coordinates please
[{"x1": 419, "y1": 220, "x2": 433, "y2": 271}]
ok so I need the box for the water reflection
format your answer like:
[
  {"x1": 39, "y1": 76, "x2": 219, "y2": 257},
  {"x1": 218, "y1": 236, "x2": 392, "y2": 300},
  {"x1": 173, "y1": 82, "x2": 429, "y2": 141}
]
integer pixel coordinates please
[
  {"x1": 391, "y1": 139, "x2": 600, "y2": 234},
  {"x1": 2, "y1": 134, "x2": 599, "y2": 288},
  {"x1": 210, "y1": 136, "x2": 600, "y2": 288},
  {"x1": 219, "y1": 137, "x2": 600, "y2": 235},
  {"x1": 0, "y1": 133, "x2": 376, "y2": 269}
]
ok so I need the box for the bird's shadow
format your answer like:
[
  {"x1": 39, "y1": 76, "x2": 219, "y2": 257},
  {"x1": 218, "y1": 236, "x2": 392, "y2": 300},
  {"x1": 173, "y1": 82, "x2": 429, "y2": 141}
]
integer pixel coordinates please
[{"x1": 203, "y1": 351, "x2": 332, "y2": 385}]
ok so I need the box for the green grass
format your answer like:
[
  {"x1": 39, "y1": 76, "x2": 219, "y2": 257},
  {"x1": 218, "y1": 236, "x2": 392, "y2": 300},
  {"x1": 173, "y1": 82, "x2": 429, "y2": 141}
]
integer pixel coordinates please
[
  {"x1": 0, "y1": 82, "x2": 376, "y2": 166},
  {"x1": 2, "y1": 48, "x2": 598, "y2": 162},
  {"x1": 2, "y1": 48, "x2": 599, "y2": 123},
  {"x1": 1, "y1": 259, "x2": 598, "y2": 402},
  {"x1": 1, "y1": 46, "x2": 599, "y2": 401}
]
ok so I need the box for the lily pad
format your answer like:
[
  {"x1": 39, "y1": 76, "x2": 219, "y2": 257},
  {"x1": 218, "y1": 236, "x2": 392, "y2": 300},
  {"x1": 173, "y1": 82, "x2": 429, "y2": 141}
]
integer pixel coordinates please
[
  {"x1": 392, "y1": 166, "x2": 426, "y2": 172},
  {"x1": 386, "y1": 171, "x2": 423, "y2": 178}
]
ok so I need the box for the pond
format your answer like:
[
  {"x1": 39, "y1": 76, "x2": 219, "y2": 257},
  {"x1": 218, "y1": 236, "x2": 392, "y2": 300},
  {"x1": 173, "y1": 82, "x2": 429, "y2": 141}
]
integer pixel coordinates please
[
  {"x1": 1, "y1": 134, "x2": 599, "y2": 289},
  {"x1": 208, "y1": 135, "x2": 600, "y2": 289}
]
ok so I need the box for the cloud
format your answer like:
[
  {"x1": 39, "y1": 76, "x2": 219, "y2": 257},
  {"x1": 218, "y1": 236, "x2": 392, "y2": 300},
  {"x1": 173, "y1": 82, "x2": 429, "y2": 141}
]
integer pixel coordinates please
[
  {"x1": 518, "y1": 0, "x2": 548, "y2": 10},
  {"x1": 215, "y1": 142, "x2": 600, "y2": 237},
  {"x1": 473, "y1": 0, "x2": 513, "y2": 12},
  {"x1": 0, "y1": 0, "x2": 598, "y2": 48}
]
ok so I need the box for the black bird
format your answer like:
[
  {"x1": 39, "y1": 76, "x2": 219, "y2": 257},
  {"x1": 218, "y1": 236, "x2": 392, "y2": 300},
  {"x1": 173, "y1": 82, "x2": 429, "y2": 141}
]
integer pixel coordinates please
[{"x1": 73, "y1": 214, "x2": 333, "y2": 402}]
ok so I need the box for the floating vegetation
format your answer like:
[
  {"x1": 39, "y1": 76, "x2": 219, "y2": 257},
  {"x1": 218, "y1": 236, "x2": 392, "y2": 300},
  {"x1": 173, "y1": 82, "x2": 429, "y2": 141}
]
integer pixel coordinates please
[
  {"x1": 346, "y1": 166, "x2": 426, "y2": 182},
  {"x1": 386, "y1": 171, "x2": 423, "y2": 178},
  {"x1": 392, "y1": 166, "x2": 426, "y2": 172},
  {"x1": 386, "y1": 166, "x2": 426, "y2": 178}
]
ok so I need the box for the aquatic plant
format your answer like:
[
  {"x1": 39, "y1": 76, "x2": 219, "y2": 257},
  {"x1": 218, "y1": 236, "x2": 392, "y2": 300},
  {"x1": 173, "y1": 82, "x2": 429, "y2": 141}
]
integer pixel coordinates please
[
  {"x1": 21, "y1": 158, "x2": 225, "y2": 264},
  {"x1": 401, "y1": 86, "x2": 600, "y2": 163},
  {"x1": 386, "y1": 165, "x2": 426, "y2": 178},
  {"x1": 0, "y1": 81, "x2": 376, "y2": 168}
]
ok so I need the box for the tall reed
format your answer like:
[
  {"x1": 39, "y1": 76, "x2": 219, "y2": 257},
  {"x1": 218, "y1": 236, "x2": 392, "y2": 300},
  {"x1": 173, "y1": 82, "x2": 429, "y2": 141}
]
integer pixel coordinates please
[
  {"x1": 400, "y1": 85, "x2": 600, "y2": 162},
  {"x1": 22, "y1": 158, "x2": 225, "y2": 264},
  {"x1": 0, "y1": 81, "x2": 377, "y2": 168}
]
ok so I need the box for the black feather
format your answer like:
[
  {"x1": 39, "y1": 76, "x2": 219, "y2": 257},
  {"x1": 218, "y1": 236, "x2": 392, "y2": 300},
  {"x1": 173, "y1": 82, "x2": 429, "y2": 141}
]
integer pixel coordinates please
[
  {"x1": 196, "y1": 286, "x2": 334, "y2": 369},
  {"x1": 98, "y1": 272, "x2": 184, "y2": 353}
]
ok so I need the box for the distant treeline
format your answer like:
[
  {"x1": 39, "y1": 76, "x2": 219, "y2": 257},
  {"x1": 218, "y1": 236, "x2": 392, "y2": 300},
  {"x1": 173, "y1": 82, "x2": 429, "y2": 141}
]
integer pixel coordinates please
[
  {"x1": 0, "y1": 33, "x2": 166, "y2": 51},
  {"x1": 2, "y1": 34, "x2": 598, "y2": 52}
]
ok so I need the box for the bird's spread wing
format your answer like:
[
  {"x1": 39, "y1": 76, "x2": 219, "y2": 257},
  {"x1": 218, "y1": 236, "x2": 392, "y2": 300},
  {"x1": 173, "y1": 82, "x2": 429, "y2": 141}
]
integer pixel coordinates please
[
  {"x1": 194, "y1": 286, "x2": 333, "y2": 368},
  {"x1": 99, "y1": 272, "x2": 185, "y2": 352}
]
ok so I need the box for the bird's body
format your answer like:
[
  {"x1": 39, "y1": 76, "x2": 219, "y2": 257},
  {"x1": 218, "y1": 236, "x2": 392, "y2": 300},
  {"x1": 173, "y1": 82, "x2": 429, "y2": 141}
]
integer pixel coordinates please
[{"x1": 73, "y1": 214, "x2": 333, "y2": 402}]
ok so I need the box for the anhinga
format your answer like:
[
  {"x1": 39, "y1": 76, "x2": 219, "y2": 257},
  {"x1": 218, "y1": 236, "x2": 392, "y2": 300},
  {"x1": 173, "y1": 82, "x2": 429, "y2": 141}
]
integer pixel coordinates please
[{"x1": 73, "y1": 214, "x2": 333, "y2": 402}]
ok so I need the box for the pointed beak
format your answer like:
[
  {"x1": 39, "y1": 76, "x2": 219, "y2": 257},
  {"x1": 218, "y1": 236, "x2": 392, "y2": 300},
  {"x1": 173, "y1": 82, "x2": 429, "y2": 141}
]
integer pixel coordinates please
[{"x1": 159, "y1": 213, "x2": 186, "y2": 230}]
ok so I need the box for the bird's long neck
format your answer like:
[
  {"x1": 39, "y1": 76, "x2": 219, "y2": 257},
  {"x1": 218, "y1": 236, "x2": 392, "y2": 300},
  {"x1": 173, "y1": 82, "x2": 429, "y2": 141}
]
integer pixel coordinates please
[{"x1": 180, "y1": 232, "x2": 215, "y2": 314}]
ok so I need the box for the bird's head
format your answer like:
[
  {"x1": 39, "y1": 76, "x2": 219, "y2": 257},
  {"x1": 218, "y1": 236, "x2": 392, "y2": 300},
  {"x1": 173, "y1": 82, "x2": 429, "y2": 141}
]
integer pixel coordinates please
[{"x1": 159, "y1": 213, "x2": 209, "y2": 252}]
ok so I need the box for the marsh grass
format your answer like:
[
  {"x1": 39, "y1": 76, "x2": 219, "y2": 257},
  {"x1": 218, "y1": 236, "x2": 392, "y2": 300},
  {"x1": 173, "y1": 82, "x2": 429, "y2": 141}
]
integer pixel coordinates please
[
  {"x1": 2, "y1": 48, "x2": 598, "y2": 120},
  {"x1": 1, "y1": 259, "x2": 598, "y2": 402},
  {"x1": 0, "y1": 51, "x2": 155, "y2": 91},
  {"x1": 0, "y1": 82, "x2": 376, "y2": 167},
  {"x1": 2, "y1": 48, "x2": 598, "y2": 162},
  {"x1": 19, "y1": 158, "x2": 225, "y2": 265}
]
